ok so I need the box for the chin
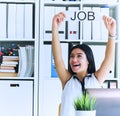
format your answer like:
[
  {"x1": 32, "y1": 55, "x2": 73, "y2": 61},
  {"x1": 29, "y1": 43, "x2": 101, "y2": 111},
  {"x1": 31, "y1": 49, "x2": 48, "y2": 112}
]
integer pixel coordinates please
[{"x1": 72, "y1": 70, "x2": 79, "y2": 74}]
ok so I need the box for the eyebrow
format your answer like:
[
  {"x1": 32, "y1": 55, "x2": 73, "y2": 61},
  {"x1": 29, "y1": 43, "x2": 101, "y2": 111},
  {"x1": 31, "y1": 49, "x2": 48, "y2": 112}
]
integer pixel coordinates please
[
  {"x1": 71, "y1": 52, "x2": 84, "y2": 55},
  {"x1": 77, "y1": 53, "x2": 83, "y2": 55}
]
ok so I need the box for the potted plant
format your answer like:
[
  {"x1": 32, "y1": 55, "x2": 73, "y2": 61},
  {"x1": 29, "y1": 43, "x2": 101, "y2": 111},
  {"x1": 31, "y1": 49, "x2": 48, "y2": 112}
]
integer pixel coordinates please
[{"x1": 74, "y1": 92, "x2": 96, "y2": 116}]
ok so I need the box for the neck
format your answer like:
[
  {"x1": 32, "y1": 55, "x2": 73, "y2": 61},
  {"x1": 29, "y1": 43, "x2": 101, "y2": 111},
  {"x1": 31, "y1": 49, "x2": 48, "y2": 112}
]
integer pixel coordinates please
[{"x1": 76, "y1": 72, "x2": 88, "y2": 81}]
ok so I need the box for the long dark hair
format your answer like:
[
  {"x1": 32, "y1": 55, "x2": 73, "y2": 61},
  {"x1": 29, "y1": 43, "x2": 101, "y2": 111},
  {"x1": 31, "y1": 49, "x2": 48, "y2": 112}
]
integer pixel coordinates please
[{"x1": 68, "y1": 44, "x2": 96, "y2": 75}]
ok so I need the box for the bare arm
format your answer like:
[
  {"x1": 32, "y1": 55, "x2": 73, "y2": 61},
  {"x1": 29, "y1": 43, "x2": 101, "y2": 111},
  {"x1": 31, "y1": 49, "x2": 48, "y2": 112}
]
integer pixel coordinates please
[
  {"x1": 95, "y1": 16, "x2": 116, "y2": 84},
  {"x1": 52, "y1": 12, "x2": 71, "y2": 87}
]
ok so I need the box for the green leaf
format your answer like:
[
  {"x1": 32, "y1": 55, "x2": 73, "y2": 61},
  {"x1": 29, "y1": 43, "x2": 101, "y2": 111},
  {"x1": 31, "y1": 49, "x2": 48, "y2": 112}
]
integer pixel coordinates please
[{"x1": 74, "y1": 92, "x2": 96, "y2": 111}]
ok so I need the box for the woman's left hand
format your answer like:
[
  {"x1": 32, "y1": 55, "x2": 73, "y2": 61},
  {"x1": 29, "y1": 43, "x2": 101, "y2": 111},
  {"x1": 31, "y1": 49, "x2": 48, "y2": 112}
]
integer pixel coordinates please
[{"x1": 103, "y1": 15, "x2": 116, "y2": 36}]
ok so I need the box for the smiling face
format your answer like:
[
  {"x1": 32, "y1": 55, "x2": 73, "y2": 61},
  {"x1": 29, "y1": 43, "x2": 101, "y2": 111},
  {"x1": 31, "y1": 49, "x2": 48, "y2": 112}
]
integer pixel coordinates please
[{"x1": 69, "y1": 48, "x2": 89, "y2": 75}]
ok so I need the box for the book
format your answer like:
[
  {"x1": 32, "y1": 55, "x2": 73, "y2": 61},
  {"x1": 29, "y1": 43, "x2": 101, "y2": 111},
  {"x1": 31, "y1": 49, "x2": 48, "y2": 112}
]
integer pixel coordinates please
[
  {"x1": 2, "y1": 61, "x2": 18, "y2": 65},
  {"x1": 0, "y1": 69, "x2": 15, "y2": 73},
  {"x1": 55, "y1": 6, "x2": 66, "y2": 40},
  {"x1": 8, "y1": 4, "x2": 17, "y2": 38},
  {"x1": 51, "y1": 43, "x2": 68, "y2": 78},
  {"x1": 24, "y1": 4, "x2": 33, "y2": 39},
  {"x1": 68, "y1": 7, "x2": 79, "y2": 40},
  {"x1": 24, "y1": 45, "x2": 34, "y2": 77},
  {"x1": 17, "y1": 47, "x2": 27, "y2": 77},
  {"x1": 51, "y1": 53, "x2": 58, "y2": 77},
  {"x1": 44, "y1": 6, "x2": 55, "y2": 40},
  {"x1": 17, "y1": 45, "x2": 34, "y2": 77},
  {"x1": 91, "y1": 7, "x2": 101, "y2": 40},
  {"x1": 0, "y1": 72, "x2": 17, "y2": 77},
  {"x1": 0, "y1": 3, "x2": 7, "y2": 38},
  {"x1": 16, "y1": 4, "x2": 24, "y2": 38},
  {"x1": 0, "y1": 55, "x2": 18, "y2": 77},
  {"x1": 42, "y1": 44, "x2": 51, "y2": 78},
  {"x1": 109, "y1": 80, "x2": 117, "y2": 88},
  {"x1": 100, "y1": 6, "x2": 109, "y2": 40},
  {"x1": 90, "y1": 45, "x2": 115, "y2": 78},
  {"x1": 3, "y1": 56, "x2": 19, "y2": 61},
  {"x1": 82, "y1": 7, "x2": 92, "y2": 40},
  {"x1": 44, "y1": 6, "x2": 67, "y2": 40},
  {"x1": 0, "y1": 65, "x2": 15, "y2": 70},
  {"x1": 1, "y1": 63, "x2": 17, "y2": 67}
]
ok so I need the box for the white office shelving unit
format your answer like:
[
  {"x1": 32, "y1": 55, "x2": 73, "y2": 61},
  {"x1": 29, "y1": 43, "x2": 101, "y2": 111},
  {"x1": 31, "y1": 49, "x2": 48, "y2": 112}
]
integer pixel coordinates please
[
  {"x1": 0, "y1": 0, "x2": 39, "y2": 116},
  {"x1": 39, "y1": 0, "x2": 120, "y2": 116}
]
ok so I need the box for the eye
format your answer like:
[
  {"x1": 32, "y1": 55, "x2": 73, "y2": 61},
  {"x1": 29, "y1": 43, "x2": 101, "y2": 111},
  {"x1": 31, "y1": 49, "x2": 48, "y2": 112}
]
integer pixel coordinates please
[
  {"x1": 70, "y1": 54, "x2": 74, "y2": 58},
  {"x1": 77, "y1": 54, "x2": 82, "y2": 58},
  {"x1": 70, "y1": 53, "x2": 76, "y2": 58}
]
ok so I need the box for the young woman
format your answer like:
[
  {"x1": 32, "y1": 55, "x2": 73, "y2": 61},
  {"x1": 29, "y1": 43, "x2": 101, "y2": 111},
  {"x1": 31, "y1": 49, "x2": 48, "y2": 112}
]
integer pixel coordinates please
[{"x1": 52, "y1": 12, "x2": 116, "y2": 116}]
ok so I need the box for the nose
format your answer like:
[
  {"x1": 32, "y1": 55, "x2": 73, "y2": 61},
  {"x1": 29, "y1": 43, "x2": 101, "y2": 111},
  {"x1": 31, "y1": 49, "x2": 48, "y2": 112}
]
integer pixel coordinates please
[{"x1": 72, "y1": 56, "x2": 77, "y2": 62}]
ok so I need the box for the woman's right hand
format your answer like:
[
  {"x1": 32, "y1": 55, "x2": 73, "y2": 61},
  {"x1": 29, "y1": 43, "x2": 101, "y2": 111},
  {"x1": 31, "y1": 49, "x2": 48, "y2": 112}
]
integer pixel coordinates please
[{"x1": 52, "y1": 12, "x2": 66, "y2": 31}]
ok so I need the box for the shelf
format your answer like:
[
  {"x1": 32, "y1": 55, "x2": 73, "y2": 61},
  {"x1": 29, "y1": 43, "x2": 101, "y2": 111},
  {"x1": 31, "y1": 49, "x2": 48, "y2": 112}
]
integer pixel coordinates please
[
  {"x1": 40, "y1": 0, "x2": 120, "y2": 116},
  {"x1": 44, "y1": 1, "x2": 118, "y2": 7},
  {"x1": 0, "y1": 38, "x2": 35, "y2": 42},
  {"x1": 83, "y1": 0, "x2": 118, "y2": 5},
  {"x1": 82, "y1": 40, "x2": 119, "y2": 44},
  {"x1": 83, "y1": 3, "x2": 119, "y2": 8},
  {"x1": 0, "y1": 0, "x2": 39, "y2": 116},
  {"x1": 0, "y1": 77, "x2": 34, "y2": 80},
  {"x1": 0, "y1": 0, "x2": 35, "y2": 3},
  {"x1": 43, "y1": 39, "x2": 119, "y2": 44},
  {"x1": 44, "y1": 1, "x2": 82, "y2": 6}
]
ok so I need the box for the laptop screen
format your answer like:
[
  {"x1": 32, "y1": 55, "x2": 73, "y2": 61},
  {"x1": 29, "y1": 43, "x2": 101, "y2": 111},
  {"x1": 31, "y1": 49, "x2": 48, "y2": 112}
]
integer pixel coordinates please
[{"x1": 87, "y1": 88, "x2": 120, "y2": 116}]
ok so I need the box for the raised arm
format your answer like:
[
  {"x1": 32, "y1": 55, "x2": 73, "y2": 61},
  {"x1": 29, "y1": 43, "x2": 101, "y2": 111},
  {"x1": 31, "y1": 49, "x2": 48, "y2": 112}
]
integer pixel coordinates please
[
  {"x1": 52, "y1": 12, "x2": 71, "y2": 87},
  {"x1": 95, "y1": 16, "x2": 116, "y2": 84}
]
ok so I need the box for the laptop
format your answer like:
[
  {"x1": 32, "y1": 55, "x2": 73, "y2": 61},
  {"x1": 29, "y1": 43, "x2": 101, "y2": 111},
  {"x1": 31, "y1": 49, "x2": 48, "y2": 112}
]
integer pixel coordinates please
[{"x1": 87, "y1": 88, "x2": 120, "y2": 116}]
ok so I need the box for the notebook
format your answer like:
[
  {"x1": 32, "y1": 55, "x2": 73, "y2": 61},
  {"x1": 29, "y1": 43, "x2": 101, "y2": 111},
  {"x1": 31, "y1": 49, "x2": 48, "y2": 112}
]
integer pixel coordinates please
[{"x1": 87, "y1": 88, "x2": 120, "y2": 116}]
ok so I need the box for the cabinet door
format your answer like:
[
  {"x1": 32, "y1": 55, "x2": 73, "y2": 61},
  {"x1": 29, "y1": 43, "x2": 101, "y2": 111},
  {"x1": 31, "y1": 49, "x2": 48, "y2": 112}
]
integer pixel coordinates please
[
  {"x1": 41, "y1": 79, "x2": 62, "y2": 116},
  {"x1": 0, "y1": 80, "x2": 33, "y2": 116}
]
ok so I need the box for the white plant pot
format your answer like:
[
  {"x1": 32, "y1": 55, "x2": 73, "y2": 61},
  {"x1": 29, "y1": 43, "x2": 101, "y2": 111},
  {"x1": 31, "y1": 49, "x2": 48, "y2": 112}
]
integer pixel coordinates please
[{"x1": 75, "y1": 110, "x2": 96, "y2": 116}]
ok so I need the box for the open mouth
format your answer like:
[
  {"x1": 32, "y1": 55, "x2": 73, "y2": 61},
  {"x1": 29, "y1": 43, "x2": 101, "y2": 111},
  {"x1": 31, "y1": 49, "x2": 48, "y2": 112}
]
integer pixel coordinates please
[
  {"x1": 73, "y1": 64, "x2": 80, "y2": 67},
  {"x1": 71, "y1": 64, "x2": 81, "y2": 72}
]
